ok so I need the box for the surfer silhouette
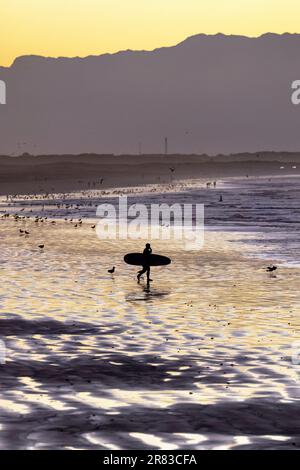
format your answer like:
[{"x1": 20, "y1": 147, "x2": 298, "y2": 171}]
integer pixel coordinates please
[
  {"x1": 137, "y1": 243, "x2": 152, "y2": 283},
  {"x1": 124, "y1": 246, "x2": 171, "y2": 286}
]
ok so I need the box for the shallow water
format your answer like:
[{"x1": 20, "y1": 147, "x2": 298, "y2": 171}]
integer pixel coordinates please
[
  {"x1": 0, "y1": 178, "x2": 300, "y2": 449},
  {"x1": 2, "y1": 176, "x2": 300, "y2": 265}
]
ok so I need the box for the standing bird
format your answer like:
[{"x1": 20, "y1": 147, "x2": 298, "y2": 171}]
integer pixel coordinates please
[
  {"x1": 38, "y1": 244, "x2": 44, "y2": 249},
  {"x1": 266, "y1": 265, "x2": 277, "y2": 277},
  {"x1": 108, "y1": 267, "x2": 115, "y2": 274}
]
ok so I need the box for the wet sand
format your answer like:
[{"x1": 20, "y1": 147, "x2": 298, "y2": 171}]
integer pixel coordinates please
[{"x1": 0, "y1": 203, "x2": 300, "y2": 449}]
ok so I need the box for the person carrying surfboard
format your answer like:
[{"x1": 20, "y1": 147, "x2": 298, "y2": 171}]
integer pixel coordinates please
[
  {"x1": 124, "y1": 247, "x2": 171, "y2": 285},
  {"x1": 137, "y1": 243, "x2": 152, "y2": 283}
]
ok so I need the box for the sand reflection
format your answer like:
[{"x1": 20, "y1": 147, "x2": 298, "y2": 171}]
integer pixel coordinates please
[{"x1": 0, "y1": 205, "x2": 300, "y2": 449}]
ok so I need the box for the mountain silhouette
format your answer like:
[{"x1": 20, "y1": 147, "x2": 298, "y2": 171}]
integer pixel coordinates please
[{"x1": 1, "y1": 33, "x2": 300, "y2": 155}]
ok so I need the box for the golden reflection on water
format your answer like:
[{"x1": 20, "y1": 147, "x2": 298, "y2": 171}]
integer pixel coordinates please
[{"x1": 0, "y1": 217, "x2": 300, "y2": 449}]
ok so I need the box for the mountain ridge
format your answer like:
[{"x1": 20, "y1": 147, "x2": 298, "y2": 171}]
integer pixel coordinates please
[
  {"x1": 1, "y1": 32, "x2": 300, "y2": 155},
  {"x1": 2, "y1": 32, "x2": 300, "y2": 69}
]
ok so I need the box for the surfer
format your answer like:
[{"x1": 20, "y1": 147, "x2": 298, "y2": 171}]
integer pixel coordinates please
[
  {"x1": 137, "y1": 243, "x2": 152, "y2": 283},
  {"x1": 124, "y1": 246, "x2": 170, "y2": 286}
]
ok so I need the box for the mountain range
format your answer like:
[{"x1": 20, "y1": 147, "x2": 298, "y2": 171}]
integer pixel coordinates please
[{"x1": 1, "y1": 33, "x2": 300, "y2": 155}]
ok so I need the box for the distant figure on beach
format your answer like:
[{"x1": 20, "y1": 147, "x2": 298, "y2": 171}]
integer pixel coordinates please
[
  {"x1": 219, "y1": 194, "x2": 223, "y2": 202},
  {"x1": 137, "y1": 243, "x2": 152, "y2": 283},
  {"x1": 213, "y1": 181, "x2": 217, "y2": 188},
  {"x1": 206, "y1": 182, "x2": 211, "y2": 188}
]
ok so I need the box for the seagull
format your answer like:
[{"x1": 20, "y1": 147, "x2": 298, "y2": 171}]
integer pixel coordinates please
[
  {"x1": 108, "y1": 267, "x2": 115, "y2": 274},
  {"x1": 266, "y1": 266, "x2": 277, "y2": 273}
]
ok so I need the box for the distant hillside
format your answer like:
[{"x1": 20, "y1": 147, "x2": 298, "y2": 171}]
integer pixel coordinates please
[
  {"x1": 1, "y1": 33, "x2": 300, "y2": 155},
  {"x1": 0, "y1": 152, "x2": 299, "y2": 195}
]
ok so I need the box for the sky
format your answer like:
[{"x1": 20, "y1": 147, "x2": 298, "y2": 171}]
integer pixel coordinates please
[{"x1": 1, "y1": 0, "x2": 300, "y2": 67}]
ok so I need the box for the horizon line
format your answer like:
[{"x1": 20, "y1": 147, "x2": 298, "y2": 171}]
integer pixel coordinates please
[{"x1": 1, "y1": 31, "x2": 299, "y2": 69}]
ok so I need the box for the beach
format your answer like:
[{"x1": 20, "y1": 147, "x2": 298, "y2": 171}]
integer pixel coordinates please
[
  {"x1": 0, "y1": 175, "x2": 300, "y2": 449},
  {"x1": 0, "y1": 152, "x2": 300, "y2": 195}
]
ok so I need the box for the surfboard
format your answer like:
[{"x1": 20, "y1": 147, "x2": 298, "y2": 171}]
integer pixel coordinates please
[{"x1": 124, "y1": 253, "x2": 171, "y2": 267}]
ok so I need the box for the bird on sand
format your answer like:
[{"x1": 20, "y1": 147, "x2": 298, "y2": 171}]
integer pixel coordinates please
[
  {"x1": 108, "y1": 267, "x2": 115, "y2": 274},
  {"x1": 38, "y1": 244, "x2": 44, "y2": 249},
  {"x1": 266, "y1": 266, "x2": 277, "y2": 273}
]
